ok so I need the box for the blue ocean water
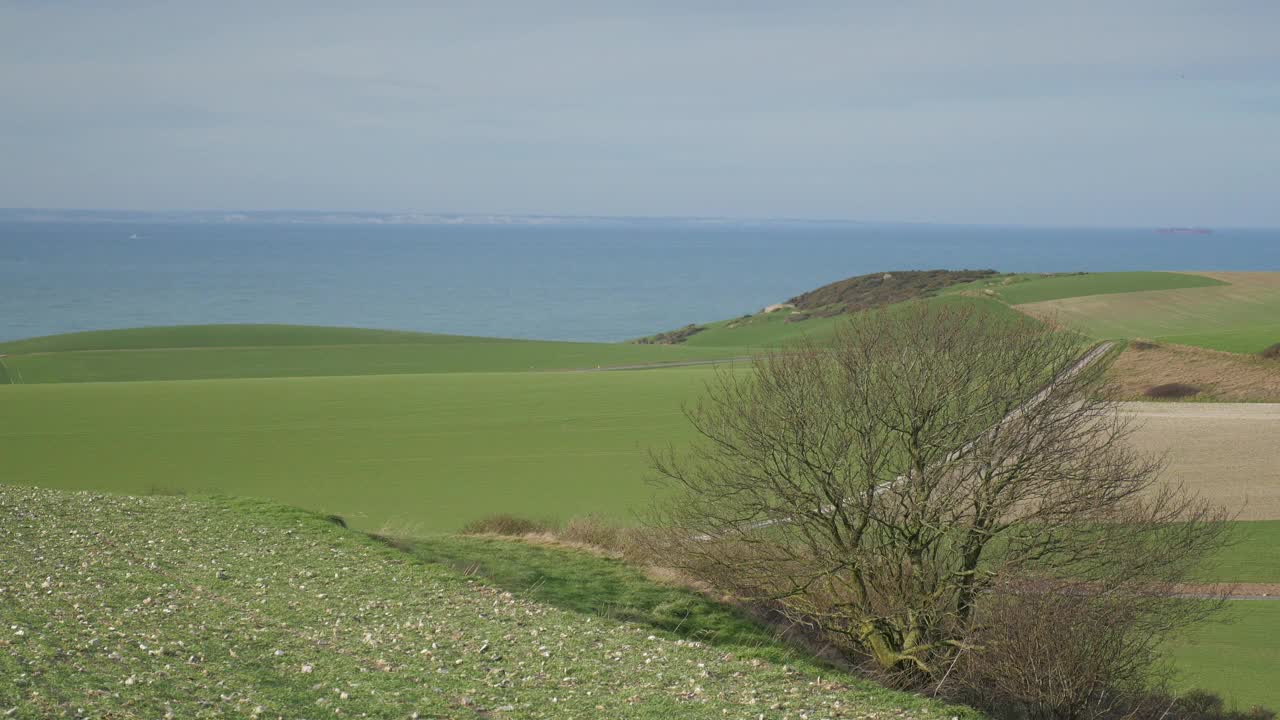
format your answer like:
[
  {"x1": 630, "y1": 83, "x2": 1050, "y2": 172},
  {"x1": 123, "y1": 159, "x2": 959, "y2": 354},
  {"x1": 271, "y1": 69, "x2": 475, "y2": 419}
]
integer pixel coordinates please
[{"x1": 2, "y1": 221, "x2": 1278, "y2": 343}]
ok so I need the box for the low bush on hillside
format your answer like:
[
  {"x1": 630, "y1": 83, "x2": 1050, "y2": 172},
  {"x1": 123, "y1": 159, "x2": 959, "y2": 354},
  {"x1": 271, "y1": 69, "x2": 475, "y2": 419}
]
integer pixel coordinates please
[
  {"x1": 1163, "y1": 689, "x2": 1276, "y2": 720},
  {"x1": 459, "y1": 513, "x2": 552, "y2": 536},
  {"x1": 787, "y1": 268, "x2": 998, "y2": 314},
  {"x1": 1260, "y1": 343, "x2": 1280, "y2": 360},
  {"x1": 559, "y1": 515, "x2": 630, "y2": 551},
  {"x1": 633, "y1": 323, "x2": 706, "y2": 344},
  {"x1": 460, "y1": 513, "x2": 655, "y2": 560},
  {"x1": 1145, "y1": 382, "x2": 1202, "y2": 398}
]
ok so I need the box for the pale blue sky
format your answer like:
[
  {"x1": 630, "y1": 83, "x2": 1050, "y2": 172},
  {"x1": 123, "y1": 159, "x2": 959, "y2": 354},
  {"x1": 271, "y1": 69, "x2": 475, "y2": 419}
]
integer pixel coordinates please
[{"x1": 2, "y1": 1, "x2": 1277, "y2": 226}]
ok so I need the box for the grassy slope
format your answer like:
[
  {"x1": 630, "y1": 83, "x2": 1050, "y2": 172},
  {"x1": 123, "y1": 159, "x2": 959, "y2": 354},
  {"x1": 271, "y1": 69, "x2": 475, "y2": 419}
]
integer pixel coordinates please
[
  {"x1": 418, "y1": 534, "x2": 1280, "y2": 712},
  {"x1": 0, "y1": 368, "x2": 724, "y2": 533},
  {"x1": 0, "y1": 324, "x2": 746, "y2": 384},
  {"x1": 676, "y1": 270, "x2": 1275, "y2": 355},
  {"x1": 956, "y1": 271, "x2": 1226, "y2": 305},
  {"x1": 0, "y1": 485, "x2": 968, "y2": 719},
  {"x1": 681, "y1": 295, "x2": 1024, "y2": 348},
  {"x1": 0, "y1": 324, "x2": 495, "y2": 354},
  {"x1": 1007, "y1": 273, "x2": 1280, "y2": 354},
  {"x1": 412, "y1": 529, "x2": 1280, "y2": 712},
  {"x1": 407, "y1": 535, "x2": 802, "y2": 664}
]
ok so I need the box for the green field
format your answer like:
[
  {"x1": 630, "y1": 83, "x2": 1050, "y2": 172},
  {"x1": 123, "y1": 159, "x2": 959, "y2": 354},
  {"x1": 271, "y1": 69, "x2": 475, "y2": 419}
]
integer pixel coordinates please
[
  {"x1": 1000, "y1": 272, "x2": 1280, "y2": 354},
  {"x1": 0, "y1": 367, "x2": 723, "y2": 533},
  {"x1": 0, "y1": 324, "x2": 747, "y2": 384},
  {"x1": 948, "y1": 271, "x2": 1227, "y2": 305},
  {"x1": 1203, "y1": 521, "x2": 1280, "y2": 583},
  {"x1": 1, "y1": 484, "x2": 969, "y2": 719},
  {"x1": 1168, "y1": 602, "x2": 1280, "y2": 710}
]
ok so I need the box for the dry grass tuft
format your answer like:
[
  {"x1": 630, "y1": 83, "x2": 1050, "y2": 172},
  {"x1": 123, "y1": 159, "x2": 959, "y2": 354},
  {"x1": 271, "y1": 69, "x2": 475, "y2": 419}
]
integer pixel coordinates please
[
  {"x1": 459, "y1": 514, "x2": 553, "y2": 536},
  {"x1": 1109, "y1": 342, "x2": 1280, "y2": 402}
]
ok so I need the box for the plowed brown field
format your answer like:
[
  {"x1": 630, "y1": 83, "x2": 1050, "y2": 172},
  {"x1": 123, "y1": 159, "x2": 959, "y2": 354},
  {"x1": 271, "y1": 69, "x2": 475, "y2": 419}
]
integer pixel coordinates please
[{"x1": 1124, "y1": 402, "x2": 1280, "y2": 520}]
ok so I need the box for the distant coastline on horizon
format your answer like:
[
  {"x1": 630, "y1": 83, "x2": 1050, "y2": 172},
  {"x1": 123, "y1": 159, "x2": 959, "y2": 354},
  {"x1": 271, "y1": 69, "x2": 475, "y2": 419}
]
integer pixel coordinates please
[{"x1": 0, "y1": 207, "x2": 1250, "y2": 231}]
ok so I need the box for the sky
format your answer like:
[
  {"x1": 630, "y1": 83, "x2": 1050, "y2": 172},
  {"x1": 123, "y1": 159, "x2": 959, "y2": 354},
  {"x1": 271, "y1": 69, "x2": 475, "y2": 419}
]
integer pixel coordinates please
[{"x1": 2, "y1": 1, "x2": 1278, "y2": 226}]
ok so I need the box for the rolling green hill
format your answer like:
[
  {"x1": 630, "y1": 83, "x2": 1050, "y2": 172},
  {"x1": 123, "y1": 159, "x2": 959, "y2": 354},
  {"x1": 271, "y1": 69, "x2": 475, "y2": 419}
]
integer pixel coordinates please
[
  {"x1": 0, "y1": 484, "x2": 968, "y2": 719},
  {"x1": 0, "y1": 324, "x2": 491, "y2": 354},
  {"x1": 677, "y1": 295, "x2": 1025, "y2": 348},
  {"x1": 986, "y1": 272, "x2": 1280, "y2": 354},
  {"x1": 944, "y1": 271, "x2": 1227, "y2": 305},
  {"x1": 0, "y1": 324, "x2": 746, "y2": 384},
  {"x1": 651, "y1": 270, "x2": 1280, "y2": 356}
]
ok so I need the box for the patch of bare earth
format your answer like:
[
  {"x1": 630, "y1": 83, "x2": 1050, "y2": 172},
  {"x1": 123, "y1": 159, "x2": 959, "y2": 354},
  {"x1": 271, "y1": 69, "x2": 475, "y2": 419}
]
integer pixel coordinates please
[
  {"x1": 1110, "y1": 341, "x2": 1280, "y2": 402},
  {"x1": 1122, "y1": 402, "x2": 1280, "y2": 521},
  {"x1": 1173, "y1": 583, "x2": 1280, "y2": 599}
]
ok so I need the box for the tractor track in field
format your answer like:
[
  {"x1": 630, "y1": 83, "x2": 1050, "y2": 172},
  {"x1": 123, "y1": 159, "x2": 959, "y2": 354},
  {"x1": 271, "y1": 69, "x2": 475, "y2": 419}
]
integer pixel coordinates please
[{"x1": 573, "y1": 356, "x2": 752, "y2": 372}]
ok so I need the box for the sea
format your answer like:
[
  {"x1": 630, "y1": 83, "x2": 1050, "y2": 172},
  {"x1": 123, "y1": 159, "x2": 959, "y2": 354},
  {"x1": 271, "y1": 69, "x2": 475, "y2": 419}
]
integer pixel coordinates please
[{"x1": 2, "y1": 221, "x2": 1278, "y2": 344}]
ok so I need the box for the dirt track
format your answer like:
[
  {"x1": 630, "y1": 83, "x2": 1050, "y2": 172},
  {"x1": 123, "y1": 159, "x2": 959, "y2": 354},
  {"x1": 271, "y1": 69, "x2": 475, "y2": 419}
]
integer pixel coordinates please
[{"x1": 1122, "y1": 402, "x2": 1280, "y2": 520}]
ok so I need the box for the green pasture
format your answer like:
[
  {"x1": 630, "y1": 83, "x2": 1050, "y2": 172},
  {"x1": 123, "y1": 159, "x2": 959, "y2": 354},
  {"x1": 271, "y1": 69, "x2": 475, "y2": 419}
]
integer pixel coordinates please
[
  {"x1": 1158, "y1": 327, "x2": 1280, "y2": 356},
  {"x1": 972, "y1": 271, "x2": 1225, "y2": 305},
  {"x1": 0, "y1": 323, "x2": 481, "y2": 354},
  {"x1": 1169, "y1": 602, "x2": 1280, "y2": 710},
  {"x1": 0, "y1": 324, "x2": 746, "y2": 384},
  {"x1": 0, "y1": 339, "x2": 744, "y2": 384},
  {"x1": 0, "y1": 367, "x2": 729, "y2": 532},
  {"x1": 1203, "y1": 521, "x2": 1280, "y2": 583},
  {"x1": 998, "y1": 273, "x2": 1280, "y2": 354},
  {"x1": 686, "y1": 271, "x2": 1278, "y2": 356}
]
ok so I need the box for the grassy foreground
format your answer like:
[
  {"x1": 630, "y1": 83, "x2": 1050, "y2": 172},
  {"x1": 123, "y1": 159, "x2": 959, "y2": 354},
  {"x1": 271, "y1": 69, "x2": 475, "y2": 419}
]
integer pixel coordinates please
[{"x1": 0, "y1": 484, "x2": 970, "y2": 719}]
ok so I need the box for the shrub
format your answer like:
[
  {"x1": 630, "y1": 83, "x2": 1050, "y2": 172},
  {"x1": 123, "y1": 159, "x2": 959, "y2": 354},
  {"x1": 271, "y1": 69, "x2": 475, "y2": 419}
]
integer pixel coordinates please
[
  {"x1": 558, "y1": 516, "x2": 657, "y2": 560},
  {"x1": 560, "y1": 515, "x2": 624, "y2": 549},
  {"x1": 653, "y1": 301, "x2": 1226, "y2": 700},
  {"x1": 1145, "y1": 383, "x2": 1201, "y2": 399},
  {"x1": 460, "y1": 514, "x2": 551, "y2": 536},
  {"x1": 1260, "y1": 343, "x2": 1280, "y2": 360},
  {"x1": 1145, "y1": 688, "x2": 1278, "y2": 720},
  {"x1": 634, "y1": 324, "x2": 706, "y2": 345}
]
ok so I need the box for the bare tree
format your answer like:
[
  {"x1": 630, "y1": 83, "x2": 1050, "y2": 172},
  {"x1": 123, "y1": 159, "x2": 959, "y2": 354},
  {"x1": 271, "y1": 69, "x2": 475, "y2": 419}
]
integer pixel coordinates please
[{"x1": 650, "y1": 302, "x2": 1227, "y2": 697}]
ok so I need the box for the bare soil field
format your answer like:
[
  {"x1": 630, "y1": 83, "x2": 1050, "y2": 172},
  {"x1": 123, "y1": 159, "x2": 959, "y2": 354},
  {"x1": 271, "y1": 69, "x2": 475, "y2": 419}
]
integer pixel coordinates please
[
  {"x1": 1110, "y1": 342, "x2": 1280, "y2": 402},
  {"x1": 1123, "y1": 402, "x2": 1280, "y2": 520}
]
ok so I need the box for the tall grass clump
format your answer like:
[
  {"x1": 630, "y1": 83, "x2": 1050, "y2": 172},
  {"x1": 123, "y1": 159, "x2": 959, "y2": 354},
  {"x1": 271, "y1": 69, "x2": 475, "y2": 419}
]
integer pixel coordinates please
[{"x1": 460, "y1": 514, "x2": 552, "y2": 536}]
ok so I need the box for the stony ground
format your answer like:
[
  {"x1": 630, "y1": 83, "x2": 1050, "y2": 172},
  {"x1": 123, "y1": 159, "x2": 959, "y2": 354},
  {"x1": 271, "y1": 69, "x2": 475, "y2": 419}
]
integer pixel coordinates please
[{"x1": 0, "y1": 486, "x2": 969, "y2": 719}]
